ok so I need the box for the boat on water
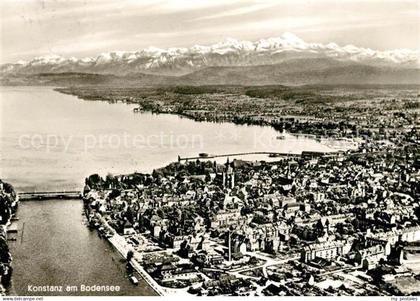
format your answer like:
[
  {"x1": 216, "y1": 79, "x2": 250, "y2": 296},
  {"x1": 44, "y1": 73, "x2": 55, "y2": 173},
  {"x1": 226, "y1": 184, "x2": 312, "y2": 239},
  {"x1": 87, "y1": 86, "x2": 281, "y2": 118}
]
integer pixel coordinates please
[
  {"x1": 199, "y1": 153, "x2": 209, "y2": 158},
  {"x1": 130, "y1": 276, "x2": 139, "y2": 285},
  {"x1": 276, "y1": 135, "x2": 286, "y2": 140}
]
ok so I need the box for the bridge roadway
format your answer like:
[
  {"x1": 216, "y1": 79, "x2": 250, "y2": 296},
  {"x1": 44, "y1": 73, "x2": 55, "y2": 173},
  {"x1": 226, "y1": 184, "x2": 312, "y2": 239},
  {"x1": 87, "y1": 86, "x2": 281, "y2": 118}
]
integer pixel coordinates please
[{"x1": 18, "y1": 190, "x2": 82, "y2": 200}]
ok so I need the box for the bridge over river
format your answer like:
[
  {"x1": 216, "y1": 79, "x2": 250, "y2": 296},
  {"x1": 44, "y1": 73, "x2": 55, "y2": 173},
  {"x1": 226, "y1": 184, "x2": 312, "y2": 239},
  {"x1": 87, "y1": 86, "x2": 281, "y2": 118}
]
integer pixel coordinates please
[{"x1": 18, "y1": 190, "x2": 82, "y2": 200}]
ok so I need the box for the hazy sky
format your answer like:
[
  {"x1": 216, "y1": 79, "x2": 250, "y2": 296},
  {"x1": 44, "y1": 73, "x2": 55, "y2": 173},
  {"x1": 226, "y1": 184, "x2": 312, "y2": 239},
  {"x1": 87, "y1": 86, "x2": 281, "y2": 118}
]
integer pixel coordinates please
[{"x1": 0, "y1": 0, "x2": 419, "y2": 63}]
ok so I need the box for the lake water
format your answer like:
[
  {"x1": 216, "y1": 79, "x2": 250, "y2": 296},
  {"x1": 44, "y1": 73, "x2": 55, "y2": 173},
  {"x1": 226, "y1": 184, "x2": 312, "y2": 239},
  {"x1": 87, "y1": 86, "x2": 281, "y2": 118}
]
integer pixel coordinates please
[{"x1": 0, "y1": 86, "x2": 337, "y2": 192}]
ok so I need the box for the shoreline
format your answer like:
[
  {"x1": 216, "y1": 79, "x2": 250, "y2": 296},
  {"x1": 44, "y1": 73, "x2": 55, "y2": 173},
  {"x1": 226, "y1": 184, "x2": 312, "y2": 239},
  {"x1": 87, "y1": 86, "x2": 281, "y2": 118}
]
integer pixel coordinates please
[
  {"x1": 52, "y1": 87, "x2": 344, "y2": 141},
  {"x1": 107, "y1": 234, "x2": 165, "y2": 296},
  {"x1": 0, "y1": 186, "x2": 19, "y2": 296}
]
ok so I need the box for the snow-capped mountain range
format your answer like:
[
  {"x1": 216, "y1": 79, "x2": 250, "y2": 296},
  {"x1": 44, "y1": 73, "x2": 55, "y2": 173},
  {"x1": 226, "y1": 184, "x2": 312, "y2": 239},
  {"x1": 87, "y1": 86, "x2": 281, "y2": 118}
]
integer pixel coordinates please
[{"x1": 1, "y1": 33, "x2": 419, "y2": 76}]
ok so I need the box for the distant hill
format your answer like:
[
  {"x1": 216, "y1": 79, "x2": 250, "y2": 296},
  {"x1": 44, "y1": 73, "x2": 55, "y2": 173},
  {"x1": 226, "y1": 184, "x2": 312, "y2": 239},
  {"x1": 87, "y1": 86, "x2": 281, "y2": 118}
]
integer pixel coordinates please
[
  {"x1": 1, "y1": 58, "x2": 419, "y2": 86},
  {"x1": 0, "y1": 72, "x2": 175, "y2": 87},
  {"x1": 179, "y1": 61, "x2": 420, "y2": 85},
  {"x1": 0, "y1": 72, "x2": 116, "y2": 86}
]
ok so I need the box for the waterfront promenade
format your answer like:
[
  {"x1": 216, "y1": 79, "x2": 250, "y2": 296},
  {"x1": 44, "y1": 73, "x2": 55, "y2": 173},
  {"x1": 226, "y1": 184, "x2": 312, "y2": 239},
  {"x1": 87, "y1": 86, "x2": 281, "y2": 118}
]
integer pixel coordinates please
[
  {"x1": 108, "y1": 235, "x2": 168, "y2": 296},
  {"x1": 98, "y1": 214, "x2": 185, "y2": 296}
]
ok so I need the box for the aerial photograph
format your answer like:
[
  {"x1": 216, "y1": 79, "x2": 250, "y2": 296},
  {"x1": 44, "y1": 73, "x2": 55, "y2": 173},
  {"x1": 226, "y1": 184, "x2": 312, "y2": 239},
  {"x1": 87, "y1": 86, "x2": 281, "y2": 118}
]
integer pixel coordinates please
[{"x1": 0, "y1": 0, "x2": 419, "y2": 299}]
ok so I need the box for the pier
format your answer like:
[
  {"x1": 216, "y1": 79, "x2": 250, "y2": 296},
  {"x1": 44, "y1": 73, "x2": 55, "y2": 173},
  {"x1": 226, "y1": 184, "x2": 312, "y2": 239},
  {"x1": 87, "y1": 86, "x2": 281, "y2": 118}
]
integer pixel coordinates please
[
  {"x1": 18, "y1": 191, "x2": 82, "y2": 201},
  {"x1": 178, "y1": 151, "x2": 302, "y2": 162}
]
